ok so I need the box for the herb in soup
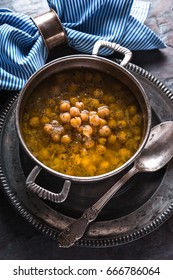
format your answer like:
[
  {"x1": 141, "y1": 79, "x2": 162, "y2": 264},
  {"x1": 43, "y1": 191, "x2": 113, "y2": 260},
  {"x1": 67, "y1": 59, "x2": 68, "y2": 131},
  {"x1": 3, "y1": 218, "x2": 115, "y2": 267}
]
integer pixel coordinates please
[{"x1": 22, "y1": 69, "x2": 143, "y2": 177}]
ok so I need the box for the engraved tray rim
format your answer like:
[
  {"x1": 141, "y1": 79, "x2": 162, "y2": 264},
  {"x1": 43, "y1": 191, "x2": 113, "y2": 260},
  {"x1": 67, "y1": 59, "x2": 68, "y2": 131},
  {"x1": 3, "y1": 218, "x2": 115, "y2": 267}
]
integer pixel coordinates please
[{"x1": 1, "y1": 61, "x2": 173, "y2": 248}]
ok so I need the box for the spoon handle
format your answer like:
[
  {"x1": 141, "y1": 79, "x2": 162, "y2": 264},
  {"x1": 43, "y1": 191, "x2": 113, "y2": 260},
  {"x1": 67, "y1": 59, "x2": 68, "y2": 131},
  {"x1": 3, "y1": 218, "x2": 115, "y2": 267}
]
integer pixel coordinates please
[{"x1": 58, "y1": 165, "x2": 138, "y2": 248}]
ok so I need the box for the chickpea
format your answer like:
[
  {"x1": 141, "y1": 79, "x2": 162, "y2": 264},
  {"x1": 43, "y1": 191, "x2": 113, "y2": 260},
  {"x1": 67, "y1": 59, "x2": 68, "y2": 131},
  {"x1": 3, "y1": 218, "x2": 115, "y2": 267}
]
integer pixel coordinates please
[
  {"x1": 117, "y1": 119, "x2": 128, "y2": 128},
  {"x1": 53, "y1": 125, "x2": 65, "y2": 135},
  {"x1": 117, "y1": 131, "x2": 128, "y2": 143},
  {"x1": 81, "y1": 97, "x2": 89, "y2": 106},
  {"x1": 51, "y1": 130, "x2": 61, "y2": 142},
  {"x1": 40, "y1": 148, "x2": 49, "y2": 160},
  {"x1": 70, "y1": 97, "x2": 79, "y2": 105},
  {"x1": 41, "y1": 116, "x2": 50, "y2": 125},
  {"x1": 77, "y1": 126, "x2": 83, "y2": 135},
  {"x1": 70, "y1": 106, "x2": 80, "y2": 117},
  {"x1": 132, "y1": 114, "x2": 142, "y2": 125},
  {"x1": 108, "y1": 119, "x2": 117, "y2": 129},
  {"x1": 70, "y1": 117, "x2": 82, "y2": 128},
  {"x1": 125, "y1": 139, "x2": 135, "y2": 150},
  {"x1": 89, "y1": 110, "x2": 97, "y2": 116},
  {"x1": 61, "y1": 134, "x2": 72, "y2": 144},
  {"x1": 114, "y1": 141, "x2": 122, "y2": 151},
  {"x1": 132, "y1": 127, "x2": 142, "y2": 136},
  {"x1": 134, "y1": 135, "x2": 141, "y2": 142},
  {"x1": 99, "y1": 118, "x2": 107, "y2": 126},
  {"x1": 128, "y1": 104, "x2": 138, "y2": 116},
  {"x1": 119, "y1": 148, "x2": 131, "y2": 161},
  {"x1": 60, "y1": 112, "x2": 71, "y2": 123},
  {"x1": 110, "y1": 103, "x2": 120, "y2": 111},
  {"x1": 90, "y1": 98, "x2": 100, "y2": 108},
  {"x1": 43, "y1": 124, "x2": 53, "y2": 135},
  {"x1": 82, "y1": 125, "x2": 93, "y2": 137},
  {"x1": 49, "y1": 112, "x2": 57, "y2": 119},
  {"x1": 57, "y1": 144, "x2": 66, "y2": 153},
  {"x1": 44, "y1": 107, "x2": 53, "y2": 117},
  {"x1": 99, "y1": 125, "x2": 111, "y2": 137},
  {"x1": 90, "y1": 154, "x2": 98, "y2": 164},
  {"x1": 53, "y1": 157, "x2": 61, "y2": 166},
  {"x1": 114, "y1": 110, "x2": 124, "y2": 119},
  {"x1": 98, "y1": 137, "x2": 107, "y2": 145},
  {"x1": 87, "y1": 165, "x2": 97, "y2": 176},
  {"x1": 99, "y1": 161, "x2": 110, "y2": 171},
  {"x1": 98, "y1": 106, "x2": 110, "y2": 118},
  {"x1": 96, "y1": 144, "x2": 106, "y2": 155},
  {"x1": 75, "y1": 101, "x2": 84, "y2": 110},
  {"x1": 80, "y1": 110, "x2": 89, "y2": 122},
  {"x1": 108, "y1": 134, "x2": 117, "y2": 144},
  {"x1": 111, "y1": 156, "x2": 119, "y2": 167},
  {"x1": 59, "y1": 100, "x2": 71, "y2": 112},
  {"x1": 84, "y1": 138, "x2": 95, "y2": 149},
  {"x1": 89, "y1": 114, "x2": 101, "y2": 127},
  {"x1": 29, "y1": 116, "x2": 40, "y2": 128},
  {"x1": 104, "y1": 94, "x2": 116, "y2": 103},
  {"x1": 93, "y1": 88, "x2": 104, "y2": 98}
]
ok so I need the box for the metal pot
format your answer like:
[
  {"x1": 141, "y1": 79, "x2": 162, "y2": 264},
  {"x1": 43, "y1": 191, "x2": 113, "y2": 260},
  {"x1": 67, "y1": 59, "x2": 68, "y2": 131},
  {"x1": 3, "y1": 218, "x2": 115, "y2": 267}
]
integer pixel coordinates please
[{"x1": 15, "y1": 41, "x2": 152, "y2": 203}]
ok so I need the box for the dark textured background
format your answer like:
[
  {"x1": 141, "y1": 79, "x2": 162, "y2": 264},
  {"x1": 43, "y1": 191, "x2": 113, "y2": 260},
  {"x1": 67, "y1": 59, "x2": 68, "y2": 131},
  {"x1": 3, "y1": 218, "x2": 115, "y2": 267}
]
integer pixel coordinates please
[{"x1": 1, "y1": 0, "x2": 173, "y2": 260}]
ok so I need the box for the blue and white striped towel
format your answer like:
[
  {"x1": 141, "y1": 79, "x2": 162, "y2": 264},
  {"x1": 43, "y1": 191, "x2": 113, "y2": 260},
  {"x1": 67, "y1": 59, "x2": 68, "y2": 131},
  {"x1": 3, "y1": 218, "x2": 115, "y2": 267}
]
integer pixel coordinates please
[{"x1": 0, "y1": 0, "x2": 166, "y2": 92}]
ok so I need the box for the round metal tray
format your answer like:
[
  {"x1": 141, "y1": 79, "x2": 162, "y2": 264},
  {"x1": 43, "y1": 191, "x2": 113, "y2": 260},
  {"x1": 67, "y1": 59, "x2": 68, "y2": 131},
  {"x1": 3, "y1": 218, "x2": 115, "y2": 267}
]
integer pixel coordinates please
[{"x1": 1, "y1": 62, "x2": 173, "y2": 248}]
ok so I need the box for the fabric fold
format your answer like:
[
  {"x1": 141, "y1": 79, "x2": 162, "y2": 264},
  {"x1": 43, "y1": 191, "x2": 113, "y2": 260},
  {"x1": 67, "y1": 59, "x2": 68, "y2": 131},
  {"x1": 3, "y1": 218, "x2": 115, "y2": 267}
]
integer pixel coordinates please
[
  {"x1": 48, "y1": 0, "x2": 165, "y2": 54},
  {"x1": 0, "y1": 1, "x2": 166, "y2": 92},
  {"x1": 0, "y1": 9, "x2": 48, "y2": 91}
]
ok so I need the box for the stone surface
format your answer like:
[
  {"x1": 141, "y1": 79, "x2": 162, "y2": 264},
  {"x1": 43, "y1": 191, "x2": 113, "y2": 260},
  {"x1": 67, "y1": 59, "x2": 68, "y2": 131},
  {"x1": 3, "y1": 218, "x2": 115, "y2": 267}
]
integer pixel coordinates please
[
  {"x1": 0, "y1": 0, "x2": 49, "y2": 16},
  {"x1": 1, "y1": 0, "x2": 173, "y2": 260}
]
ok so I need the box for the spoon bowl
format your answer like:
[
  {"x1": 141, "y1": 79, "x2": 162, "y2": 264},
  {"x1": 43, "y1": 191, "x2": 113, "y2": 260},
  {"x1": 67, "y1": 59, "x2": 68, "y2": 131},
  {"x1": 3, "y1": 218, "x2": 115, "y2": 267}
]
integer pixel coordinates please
[{"x1": 135, "y1": 121, "x2": 173, "y2": 172}]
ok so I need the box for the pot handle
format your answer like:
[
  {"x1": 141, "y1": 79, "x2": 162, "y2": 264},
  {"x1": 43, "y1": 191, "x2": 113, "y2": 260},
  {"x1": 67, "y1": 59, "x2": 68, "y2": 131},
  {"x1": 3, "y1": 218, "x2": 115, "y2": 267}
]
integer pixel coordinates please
[
  {"x1": 33, "y1": 9, "x2": 67, "y2": 51},
  {"x1": 26, "y1": 165, "x2": 71, "y2": 203},
  {"x1": 92, "y1": 40, "x2": 132, "y2": 67}
]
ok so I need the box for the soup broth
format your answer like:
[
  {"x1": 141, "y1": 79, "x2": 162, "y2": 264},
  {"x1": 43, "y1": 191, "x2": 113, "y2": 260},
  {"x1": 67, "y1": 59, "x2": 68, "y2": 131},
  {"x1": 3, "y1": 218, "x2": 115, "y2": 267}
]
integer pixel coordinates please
[{"x1": 22, "y1": 69, "x2": 144, "y2": 177}]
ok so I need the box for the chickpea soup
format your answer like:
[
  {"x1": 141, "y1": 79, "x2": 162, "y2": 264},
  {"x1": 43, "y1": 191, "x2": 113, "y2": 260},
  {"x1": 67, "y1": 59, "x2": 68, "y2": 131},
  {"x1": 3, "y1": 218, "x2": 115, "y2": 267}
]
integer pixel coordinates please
[{"x1": 22, "y1": 69, "x2": 144, "y2": 177}]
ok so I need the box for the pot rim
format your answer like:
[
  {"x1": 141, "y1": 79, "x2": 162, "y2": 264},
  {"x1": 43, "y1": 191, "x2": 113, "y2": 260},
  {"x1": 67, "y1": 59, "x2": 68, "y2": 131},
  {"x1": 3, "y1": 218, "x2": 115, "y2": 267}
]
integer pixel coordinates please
[{"x1": 16, "y1": 54, "x2": 152, "y2": 182}]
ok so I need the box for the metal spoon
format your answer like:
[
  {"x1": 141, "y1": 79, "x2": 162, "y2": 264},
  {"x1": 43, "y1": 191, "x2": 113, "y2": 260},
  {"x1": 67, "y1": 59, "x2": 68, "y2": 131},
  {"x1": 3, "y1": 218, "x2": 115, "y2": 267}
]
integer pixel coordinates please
[{"x1": 58, "y1": 121, "x2": 173, "y2": 248}]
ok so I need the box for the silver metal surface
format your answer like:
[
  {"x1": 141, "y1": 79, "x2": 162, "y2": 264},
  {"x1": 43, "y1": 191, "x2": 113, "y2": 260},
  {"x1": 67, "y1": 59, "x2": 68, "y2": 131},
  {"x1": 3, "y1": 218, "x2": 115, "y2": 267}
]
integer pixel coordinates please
[
  {"x1": 58, "y1": 121, "x2": 173, "y2": 247},
  {"x1": 26, "y1": 165, "x2": 71, "y2": 202}
]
